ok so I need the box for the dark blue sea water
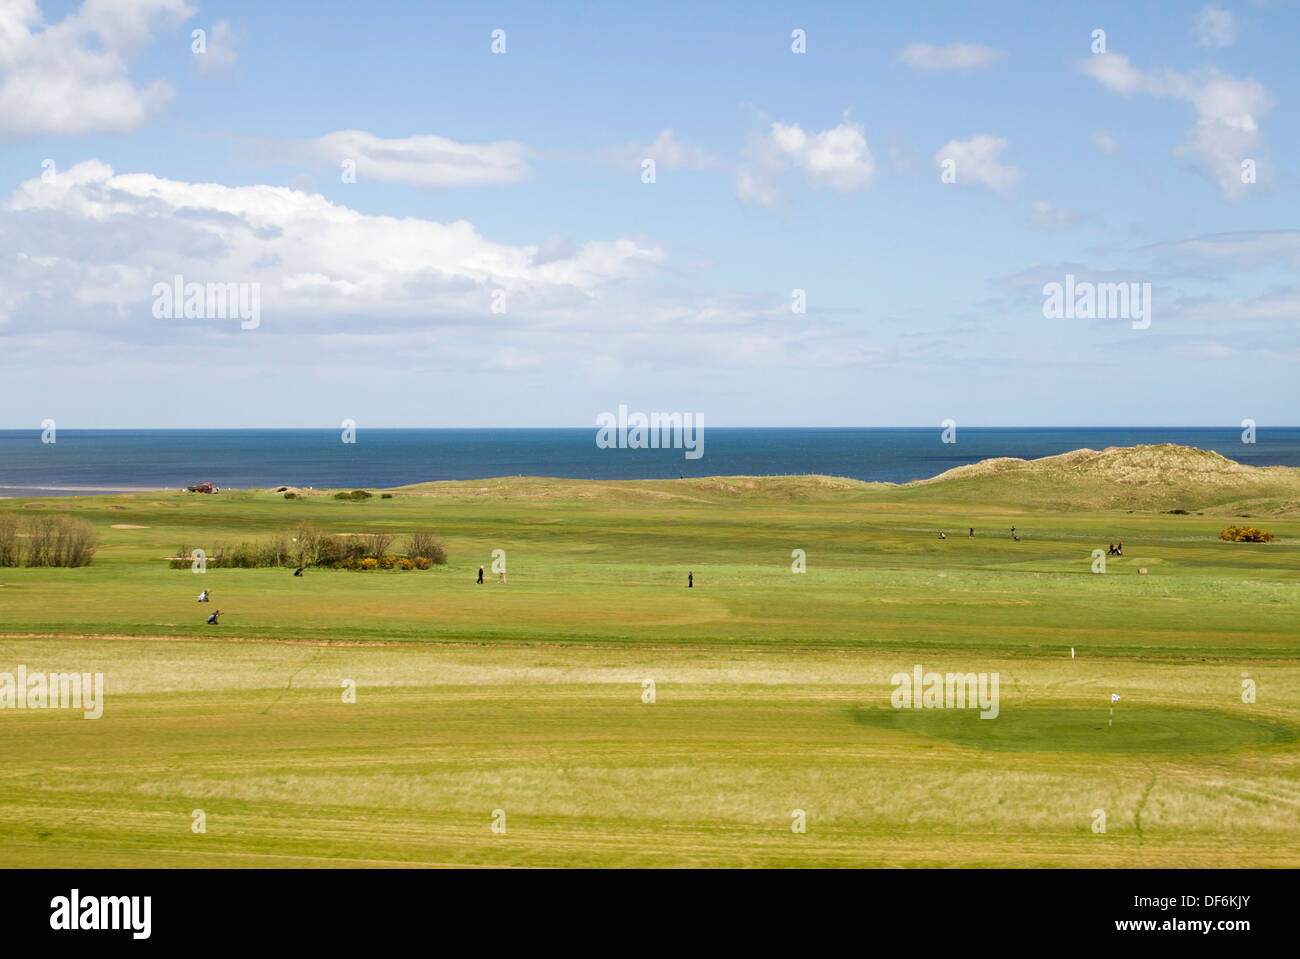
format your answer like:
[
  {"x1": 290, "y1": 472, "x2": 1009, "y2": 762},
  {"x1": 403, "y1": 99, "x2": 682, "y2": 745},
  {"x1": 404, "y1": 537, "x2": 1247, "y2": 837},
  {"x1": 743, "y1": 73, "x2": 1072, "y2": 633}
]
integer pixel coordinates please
[{"x1": 1, "y1": 428, "x2": 1298, "y2": 496}]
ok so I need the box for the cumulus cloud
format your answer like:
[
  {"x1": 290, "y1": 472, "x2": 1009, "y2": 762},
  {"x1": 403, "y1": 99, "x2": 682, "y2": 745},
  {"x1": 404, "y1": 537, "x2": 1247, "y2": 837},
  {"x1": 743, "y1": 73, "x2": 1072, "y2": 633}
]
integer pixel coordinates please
[
  {"x1": 896, "y1": 42, "x2": 1006, "y2": 71},
  {"x1": 0, "y1": 160, "x2": 880, "y2": 397},
  {"x1": 269, "y1": 130, "x2": 533, "y2": 187},
  {"x1": 737, "y1": 118, "x2": 874, "y2": 207},
  {"x1": 1080, "y1": 52, "x2": 1273, "y2": 197},
  {"x1": 598, "y1": 129, "x2": 719, "y2": 172},
  {"x1": 2, "y1": 159, "x2": 661, "y2": 337},
  {"x1": 1194, "y1": 6, "x2": 1236, "y2": 48},
  {"x1": 933, "y1": 134, "x2": 1020, "y2": 192},
  {"x1": 769, "y1": 121, "x2": 874, "y2": 191},
  {"x1": 0, "y1": 0, "x2": 193, "y2": 135}
]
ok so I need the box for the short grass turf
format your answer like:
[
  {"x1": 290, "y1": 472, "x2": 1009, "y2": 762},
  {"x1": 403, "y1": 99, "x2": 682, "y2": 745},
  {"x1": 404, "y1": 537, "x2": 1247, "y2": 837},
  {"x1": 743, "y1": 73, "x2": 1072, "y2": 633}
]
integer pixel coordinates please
[{"x1": 0, "y1": 476, "x2": 1298, "y2": 867}]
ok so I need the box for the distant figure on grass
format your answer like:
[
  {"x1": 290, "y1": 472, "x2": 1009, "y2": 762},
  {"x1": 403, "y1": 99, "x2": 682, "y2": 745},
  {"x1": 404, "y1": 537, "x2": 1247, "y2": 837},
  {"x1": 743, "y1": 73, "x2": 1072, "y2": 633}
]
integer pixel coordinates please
[
  {"x1": 969, "y1": 528, "x2": 974, "y2": 538},
  {"x1": 1010, "y1": 526, "x2": 1016, "y2": 538},
  {"x1": 294, "y1": 566, "x2": 304, "y2": 577},
  {"x1": 938, "y1": 531, "x2": 946, "y2": 540},
  {"x1": 498, "y1": 568, "x2": 507, "y2": 584},
  {"x1": 1012, "y1": 532, "x2": 1020, "y2": 542},
  {"x1": 197, "y1": 589, "x2": 209, "y2": 603},
  {"x1": 1116, "y1": 542, "x2": 1123, "y2": 557},
  {"x1": 477, "y1": 566, "x2": 484, "y2": 585},
  {"x1": 688, "y1": 571, "x2": 693, "y2": 588},
  {"x1": 1108, "y1": 542, "x2": 1116, "y2": 555},
  {"x1": 206, "y1": 610, "x2": 221, "y2": 625}
]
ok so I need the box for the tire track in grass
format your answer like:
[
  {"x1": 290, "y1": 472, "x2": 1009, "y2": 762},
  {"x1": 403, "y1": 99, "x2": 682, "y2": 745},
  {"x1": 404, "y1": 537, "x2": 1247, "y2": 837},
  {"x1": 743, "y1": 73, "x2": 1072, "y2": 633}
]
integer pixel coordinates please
[
  {"x1": 260, "y1": 648, "x2": 324, "y2": 715},
  {"x1": 1133, "y1": 766, "x2": 1157, "y2": 840}
]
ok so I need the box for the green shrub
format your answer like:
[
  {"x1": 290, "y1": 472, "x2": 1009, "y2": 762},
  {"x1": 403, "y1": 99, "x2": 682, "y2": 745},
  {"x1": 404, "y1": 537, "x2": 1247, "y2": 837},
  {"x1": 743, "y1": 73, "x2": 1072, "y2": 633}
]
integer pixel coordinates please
[
  {"x1": 381, "y1": 493, "x2": 393, "y2": 499},
  {"x1": 259, "y1": 532, "x2": 292, "y2": 567},
  {"x1": 0, "y1": 515, "x2": 17, "y2": 567},
  {"x1": 405, "y1": 531, "x2": 448, "y2": 565},
  {"x1": 214, "y1": 541, "x2": 261, "y2": 568},
  {"x1": 162, "y1": 521, "x2": 448, "y2": 571},
  {"x1": 362, "y1": 532, "x2": 394, "y2": 558},
  {"x1": 7, "y1": 514, "x2": 98, "y2": 568},
  {"x1": 315, "y1": 533, "x2": 348, "y2": 567},
  {"x1": 284, "y1": 492, "x2": 299, "y2": 499},
  {"x1": 333, "y1": 489, "x2": 374, "y2": 501}
]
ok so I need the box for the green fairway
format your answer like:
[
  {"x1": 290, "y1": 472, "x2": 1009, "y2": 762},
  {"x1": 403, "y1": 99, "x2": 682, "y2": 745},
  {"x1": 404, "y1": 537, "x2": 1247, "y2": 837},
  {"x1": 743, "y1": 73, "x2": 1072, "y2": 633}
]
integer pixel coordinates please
[{"x1": 2, "y1": 451, "x2": 1299, "y2": 867}]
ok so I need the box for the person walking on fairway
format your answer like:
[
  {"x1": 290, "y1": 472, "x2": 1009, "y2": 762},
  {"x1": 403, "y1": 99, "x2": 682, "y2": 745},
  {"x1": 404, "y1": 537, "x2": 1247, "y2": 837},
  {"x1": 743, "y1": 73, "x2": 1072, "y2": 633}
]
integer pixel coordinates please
[
  {"x1": 294, "y1": 566, "x2": 304, "y2": 577},
  {"x1": 969, "y1": 527, "x2": 975, "y2": 538},
  {"x1": 197, "y1": 589, "x2": 209, "y2": 603},
  {"x1": 206, "y1": 609, "x2": 221, "y2": 625},
  {"x1": 688, "y1": 571, "x2": 693, "y2": 588},
  {"x1": 477, "y1": 565, "x2": 484, "y2": 585}
]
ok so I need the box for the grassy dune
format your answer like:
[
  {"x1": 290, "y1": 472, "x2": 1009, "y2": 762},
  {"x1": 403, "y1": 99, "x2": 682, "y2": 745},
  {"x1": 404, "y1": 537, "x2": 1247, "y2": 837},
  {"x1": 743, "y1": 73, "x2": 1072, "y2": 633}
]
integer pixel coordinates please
[{"x1": 1, "y1": 445, "x2": 1298, "y2": 867}]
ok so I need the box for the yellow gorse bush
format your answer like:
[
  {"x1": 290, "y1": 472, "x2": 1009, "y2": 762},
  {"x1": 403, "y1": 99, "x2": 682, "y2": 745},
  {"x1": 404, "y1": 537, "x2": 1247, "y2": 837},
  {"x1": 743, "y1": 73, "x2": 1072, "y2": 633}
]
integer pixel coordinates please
[{"x1": 1220, "y1": 526, "x2": 1274, "y2": 543}]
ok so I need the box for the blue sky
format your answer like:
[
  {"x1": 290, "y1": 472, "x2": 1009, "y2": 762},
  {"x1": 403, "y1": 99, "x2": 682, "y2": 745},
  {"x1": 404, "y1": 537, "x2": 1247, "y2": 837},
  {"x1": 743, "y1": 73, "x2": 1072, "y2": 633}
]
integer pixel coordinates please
[{"x1": 0, "y1": 0, "x2": 1296, "y2": 428}]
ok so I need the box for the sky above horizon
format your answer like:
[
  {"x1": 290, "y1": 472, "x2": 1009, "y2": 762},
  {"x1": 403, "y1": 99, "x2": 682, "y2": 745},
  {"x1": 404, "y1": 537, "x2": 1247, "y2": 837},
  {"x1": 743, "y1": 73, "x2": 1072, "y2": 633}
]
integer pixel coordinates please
[{"x1": 1, "y1": 0, "x2": 1297, "y2": 429}]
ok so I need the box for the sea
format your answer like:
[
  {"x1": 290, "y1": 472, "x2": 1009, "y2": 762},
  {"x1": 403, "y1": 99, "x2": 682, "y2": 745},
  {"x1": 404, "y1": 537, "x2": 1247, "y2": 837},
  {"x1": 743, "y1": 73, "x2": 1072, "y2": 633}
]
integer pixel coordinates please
[{"x1": 1, "y1": 427, "x2": 1298, "y2": 497}]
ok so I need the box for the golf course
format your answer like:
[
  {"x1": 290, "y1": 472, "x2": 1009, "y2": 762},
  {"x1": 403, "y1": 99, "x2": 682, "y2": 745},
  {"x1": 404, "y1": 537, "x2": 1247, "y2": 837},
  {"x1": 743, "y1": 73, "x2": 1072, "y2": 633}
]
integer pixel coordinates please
[{"x1": 2, "y1": 444, "x2": 1298, "y2": 868}]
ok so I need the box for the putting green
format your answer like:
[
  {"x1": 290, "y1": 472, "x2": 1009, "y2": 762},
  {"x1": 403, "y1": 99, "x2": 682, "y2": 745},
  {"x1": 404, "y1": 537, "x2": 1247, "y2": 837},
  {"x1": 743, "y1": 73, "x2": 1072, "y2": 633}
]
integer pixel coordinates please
[{"x1": 854, "y1": 705, "x2": 1298, "y2": 753}]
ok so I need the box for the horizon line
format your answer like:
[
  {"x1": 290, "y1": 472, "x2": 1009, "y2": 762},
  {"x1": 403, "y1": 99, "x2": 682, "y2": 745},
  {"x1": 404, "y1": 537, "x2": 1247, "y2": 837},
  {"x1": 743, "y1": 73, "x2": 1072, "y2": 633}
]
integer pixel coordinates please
[{"x1": 1, "y1": 425, "x2": 1294, "y2": 432}]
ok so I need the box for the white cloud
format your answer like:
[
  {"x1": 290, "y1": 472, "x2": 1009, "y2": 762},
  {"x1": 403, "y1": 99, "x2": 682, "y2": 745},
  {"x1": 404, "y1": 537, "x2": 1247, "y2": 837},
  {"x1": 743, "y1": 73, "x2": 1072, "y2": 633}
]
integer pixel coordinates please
[
  {"x1": 0, "y1": 0, "x2": 193, "y2": 135},
  {"x1": 896, "y1": 42, "x2": 1006, "y2": 72},
  {"x1": 737, "y1": 118, "x2": 874, "y2": 206},
  {"x1": 193, "y1": 19, "x2": 238, "y2": 74},
  {"x1": 1194, "y1": 6, "x2": 1236, "y2": 48},
  {"x1": 3, "y1": 160, "x2": 661, "y2": 333},
  {"x1": 0, "y1": 161, "x2": 877, "y2": 391},
  {"x1": 769, "y1": 121, "x2": 874, "y2": 191},
  {"x1": 933, "y1": 134, "x2": 1020, "y2": 192},
  {"x1": 280, "y1": 130, "x2": 533, "y2": 187},
  {"x1": 1026, "y1": 201, "x2": 1082, "y2": 231},
  {"x1": 735, "y1": 169, "x2": 782, "y2": 210},
  {"x1": 1079, "y1": 51, "x2": 1147, "y2": 96},
  {"x1": 598, "y1": 129, "x2": 719, "y2": 171},
  {"x1": 1080, "y1": 52, "x2": 1273, "y2": 197},
  {"x1": 1091, "y1": 130, "x2": 1119, "y2": 154}
]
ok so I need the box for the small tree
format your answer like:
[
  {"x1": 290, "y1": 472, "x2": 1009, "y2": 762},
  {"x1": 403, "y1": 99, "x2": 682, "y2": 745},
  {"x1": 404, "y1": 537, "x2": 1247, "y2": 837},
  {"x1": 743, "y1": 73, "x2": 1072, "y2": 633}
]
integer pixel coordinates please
[
  {"x1": 405, "y1": 531, "x2": 448, "y2": 565},
  {"x1": 0, "y1": 514, "x2": 19, "y2": 567}
]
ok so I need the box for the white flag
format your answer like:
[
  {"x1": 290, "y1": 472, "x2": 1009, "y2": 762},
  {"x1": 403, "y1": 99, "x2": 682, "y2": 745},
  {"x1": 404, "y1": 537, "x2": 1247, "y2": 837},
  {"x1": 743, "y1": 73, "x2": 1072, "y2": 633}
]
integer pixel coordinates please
[{"x1": 1111, "y1": 694, "x2": 1121, "y2": 702}]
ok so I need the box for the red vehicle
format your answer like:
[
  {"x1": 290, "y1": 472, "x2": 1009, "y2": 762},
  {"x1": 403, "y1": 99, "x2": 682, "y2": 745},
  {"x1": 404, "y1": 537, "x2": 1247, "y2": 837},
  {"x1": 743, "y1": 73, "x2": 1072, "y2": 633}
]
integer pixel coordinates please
[{"x1": 186, "y1": 482, "x2": 217, "y2": 494}]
